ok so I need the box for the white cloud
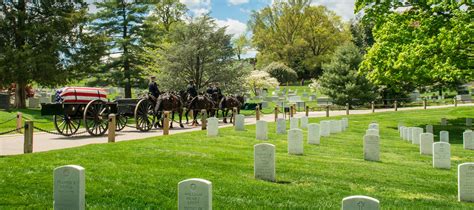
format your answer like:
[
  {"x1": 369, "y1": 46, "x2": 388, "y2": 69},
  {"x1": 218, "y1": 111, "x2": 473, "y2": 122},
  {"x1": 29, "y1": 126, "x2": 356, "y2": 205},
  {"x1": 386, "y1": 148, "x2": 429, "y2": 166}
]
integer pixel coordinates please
[
  {"x1": 310, "y1": 0, "x2": 355, "y2": 21},
  {"x1": 180, "y1": 0, "x2": 212, "y2": 16},
  {"x1": 215, "y1": 18, "x2": 247, "y2": 38},
  {"x1": 228, "y1": 0, "x2": 250, "y2": 5}
]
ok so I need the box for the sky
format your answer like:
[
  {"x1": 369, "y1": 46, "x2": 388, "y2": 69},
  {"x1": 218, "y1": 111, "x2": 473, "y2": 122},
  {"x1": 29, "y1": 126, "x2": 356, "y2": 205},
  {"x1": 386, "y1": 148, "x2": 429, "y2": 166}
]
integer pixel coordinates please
[{"x1": 181, "y1": 0, "x2": 356, "y2": 38}]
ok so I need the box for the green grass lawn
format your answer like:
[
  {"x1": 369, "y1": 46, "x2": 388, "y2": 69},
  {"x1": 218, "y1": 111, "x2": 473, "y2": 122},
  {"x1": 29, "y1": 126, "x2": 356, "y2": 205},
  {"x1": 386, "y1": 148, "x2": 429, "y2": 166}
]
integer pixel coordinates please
[
  {"x1": 1, "y1": 107, "x2": 474, "y2": 208},
  {"x1": 0, "y1": 108, "x2": 55, "y2": 132}
]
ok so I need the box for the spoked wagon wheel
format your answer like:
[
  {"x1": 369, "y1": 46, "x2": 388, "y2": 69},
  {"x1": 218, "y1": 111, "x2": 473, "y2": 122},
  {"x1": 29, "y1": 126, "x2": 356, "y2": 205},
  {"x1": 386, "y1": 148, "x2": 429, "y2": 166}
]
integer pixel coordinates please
[
  {"x1": 53, "y1": 115, "x2": 81, "y2": 136},
  {"x1": 84, "y1": 100, "x2": 110, "y2": 136},
  {"x1": 115, "y1": 115, "x2": 127, "y2": 131},
  {"x1": 134, "y1": 99, "x2": 156, "y2": 132}
]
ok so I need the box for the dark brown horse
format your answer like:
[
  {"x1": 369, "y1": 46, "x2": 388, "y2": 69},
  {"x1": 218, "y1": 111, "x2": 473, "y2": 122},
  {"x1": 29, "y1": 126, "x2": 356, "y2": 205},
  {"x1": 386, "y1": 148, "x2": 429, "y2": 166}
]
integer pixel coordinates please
[
  {"x1": 220, "y1": 95, "x2": 244, "y2": 123},
  {"x1": 188, "y1": 94, "x2": 215, "y2": 125},
  {"x1": 209, "y1": 92, "x2": 220, "y2": 117},
  {"x1": 155, "y1": 92, "x2": 184, "y2": 128}
]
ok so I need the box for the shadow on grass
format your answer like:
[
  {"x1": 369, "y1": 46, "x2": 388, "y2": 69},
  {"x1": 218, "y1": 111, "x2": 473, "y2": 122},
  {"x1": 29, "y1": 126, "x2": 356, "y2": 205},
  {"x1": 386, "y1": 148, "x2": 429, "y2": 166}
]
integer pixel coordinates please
[{"x1": 415, "y1": 117, "x2": 473, "y2": 145}]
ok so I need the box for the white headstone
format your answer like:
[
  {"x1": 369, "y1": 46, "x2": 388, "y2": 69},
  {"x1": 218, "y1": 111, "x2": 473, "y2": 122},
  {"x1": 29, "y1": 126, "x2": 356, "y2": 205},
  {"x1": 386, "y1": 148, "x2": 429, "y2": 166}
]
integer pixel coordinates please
[
  {"x1": 290, "y1": 117, "x2": 299, "y2": 130},
  {"x1": 464, "y1": 130, "x2": 474, "y2": 150},
  {"x1": 276, "y1": 118, "x2": 286, "y2": 134},
  {"x1": 308, "y1": 123, "x2": 321, "y2": 145},
  {"x1": 458, "y1": 163, "x2": 474, "y2": 202},
  {"x1": 256, "y1": 120, "x2": 268, "y2": 140},
  {"x1": 433, "y1": 142, "x2": 450, "y2": 169},
  {"x1": 364, "y1": 135, "x2": 380, "y2": 161},
  {"x1": 440, "y1": 131, "x2": 449, "y2": 143},
  {"x1": 398, "y1": 123, "x2": 404, "y2": 131},
  {"x1": 330, "y1": 120, "x2": 340, "y2": 134},
  {"x1": 178, "y1": 178, "x2": 212, "y2": 210},
  {"x1": 54, "y1": 165, "x2": 85, "y2": 210},
  {"x1": 399, "y1": 126, "x2": 406, "y2": 139},
  {"x1": 235, "y1": 114, "x2": 245, "y2": 131},
  {"x1": 403, "y1": 127, "x2": 409, "y2": 140},
  {"x1": 420, "y1": 133, "x2": 434, "y2": 155},
  {"x1": 342, "y1": 195, "x2": 380, "y2": 210},
  {"x1": 368, "y1": 123, "x2": 379, "y2": 130},
  {"x1": 411, "y1": 127, "x2": 423, "y2": 145},
  {"x1": 300, "y1": 116, "x2": 308, "y2": 129},
  {"x1": 342, "y1": 118, "x2": 349, "y2": 128},
  {"x1": 467, "y1": 118, "x2": 473, "y2": 127},
  {"x1": 441, "y1": 118, "x2": 447, "y2": 126},
  {"x1": 320, "y1": 120, "x2": 330, "y2": 137},
  {"x1": 340, "y1": 120, "x2": 346, "y2": 131},
  {"x1": 407, "y1": 127, "x2": 413, "y2": 142},
  {"x1": 288, "y1": 129, "x2": 303, "y2": 155},
  {"x1": 336, "y1": 120, "x2": 343, "y2": 132},
  {"x1": 254, "y1": 143, "x2": 276, "y2": 182},
  {"x1": 207, "y1": 117, "x2": 218, "y2": 137},
  {"x1": 426, "y1": 125, "x2": 433, "y2": 134},
  {"x1": 366, "y1": 129, "x2": 379, "y2": 136}
]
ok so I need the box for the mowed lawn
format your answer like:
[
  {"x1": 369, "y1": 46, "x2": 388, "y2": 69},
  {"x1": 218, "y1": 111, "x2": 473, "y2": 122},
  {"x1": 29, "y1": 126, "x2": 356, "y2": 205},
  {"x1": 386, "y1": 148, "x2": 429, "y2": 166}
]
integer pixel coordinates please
[{"x1": 1, "y1": 107, "x2": 474, "y2": 208}]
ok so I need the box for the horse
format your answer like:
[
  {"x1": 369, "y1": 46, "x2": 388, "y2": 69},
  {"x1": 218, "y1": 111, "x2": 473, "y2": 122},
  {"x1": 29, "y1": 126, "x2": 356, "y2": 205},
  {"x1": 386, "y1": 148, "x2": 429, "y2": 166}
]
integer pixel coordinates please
[
  {"x1": 209, "y1": 92, "x2": 220, "y2": 117},
  {"x1": 155, "y1": 92, "x2": 184, "y2": 128},
  {"x1": 188, "y1": 94, "x2": 215, "y2": 126},
  {"x1": 220, "y1": 95, "x2": 245, "y2": 123},
  {"x1": 178, "y1": 90, "x2": 191, "y2": 124}
]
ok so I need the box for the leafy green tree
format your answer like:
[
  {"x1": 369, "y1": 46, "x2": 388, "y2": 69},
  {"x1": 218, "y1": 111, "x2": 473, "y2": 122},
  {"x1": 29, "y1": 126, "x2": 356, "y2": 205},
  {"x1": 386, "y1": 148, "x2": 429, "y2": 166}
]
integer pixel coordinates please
[
  {"x1": 157, "y1": 16, "x2": 243, "y2": 93},
  {"x1": 263, "y1": 62, "x2": 297, "y2": 84},
  {"x1": 233, "y1": 34, "x2": 250, "y2": 60},
  {"x1": 350, "y1": 20, "x2": 374, "y2": 54},
  {"x1": 319, "y1": 43, "x2": 377, "y2": 106},
  {"x1": 0, "y1": 0, "x2": 102, "y2": 108},
  {"x1": 90, "y1": 0, "x2": 151, "y2": 98},
  {"x1": 357, "y1": 1, "x2": 473, "y2": 96},
  {"x1": 249, "y1": 1, "x2": 349, "y2": 79}
]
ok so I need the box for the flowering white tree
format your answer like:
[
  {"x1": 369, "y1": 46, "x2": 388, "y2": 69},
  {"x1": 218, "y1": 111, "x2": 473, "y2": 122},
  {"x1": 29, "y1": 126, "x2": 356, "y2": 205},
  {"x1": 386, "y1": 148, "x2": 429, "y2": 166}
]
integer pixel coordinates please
[
  {"x1": 308, "y1": 79, "x2": 320, "y2": 93},
  {"x1": 244, "y1": 70, "x2": 279, "y2": 96}
]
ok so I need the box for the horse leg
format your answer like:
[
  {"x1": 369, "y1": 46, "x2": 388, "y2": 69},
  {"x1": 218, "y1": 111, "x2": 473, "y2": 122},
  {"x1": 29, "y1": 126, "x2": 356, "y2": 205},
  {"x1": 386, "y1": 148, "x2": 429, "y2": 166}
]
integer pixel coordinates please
[
  {"x1": 185, "y1": 109, "x2": 189, "y2": 124},
  {"x1": 230, "y1": 109, "x2": 233, "y2": 123},
  {"x1": 194, "y1": 110, "x2": 200, "y2": 126},
  {"x1": 170, "y1": 111, "x2": 174, "y2": 129},
  {"x1": 179, "y1": 110, "x2": 184, "y2": 128},
  {"x1": 223, "y1": 108, "x2": 227, "y2": 123}
]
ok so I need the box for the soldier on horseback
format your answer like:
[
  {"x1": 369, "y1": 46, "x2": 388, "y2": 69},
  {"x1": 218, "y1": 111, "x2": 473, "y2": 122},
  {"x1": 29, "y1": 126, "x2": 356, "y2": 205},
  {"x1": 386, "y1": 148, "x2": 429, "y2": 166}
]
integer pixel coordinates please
[
  {"x1": 148, "y1": 76, "x2": 160, "y2": 101},
  {"x1": 186, "y1": 80, "x2": 198, "y2": 101}
]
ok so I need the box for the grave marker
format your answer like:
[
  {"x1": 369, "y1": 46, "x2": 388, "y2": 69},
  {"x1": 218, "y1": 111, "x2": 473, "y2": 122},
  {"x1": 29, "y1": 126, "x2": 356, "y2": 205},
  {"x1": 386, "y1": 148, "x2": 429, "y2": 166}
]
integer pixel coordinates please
[
  {"x1": 178, "y1": 178, "x2": 212, "y2": 210},
  {"x1": 467, "y1": 118, "x2": 473, "y2": 127},
  {"x1": 420, "y1": 133, "x2": 434, "y2": 155},
  {"x1": 368, "y1": 123, "x2": 379, "y2": 130},
  {"x1": 54, "y1": 165, "x2": 85, "y2": 210},
  {"x1": 207, "y1": 117, "x2": 218, "y2": 137},
  {"x1": 463, "y1": 130, "x2": 474, "y2": 150},
  {"x1": 458, "y1": 163, "x2": 474, "y2": 202},
  {"x1": 308, "y1": 123, "x2": 320, "y2": 145},
  {"x1": 254, "y1": 143, "x2": 276, "y2": 182},
  {"x1": 364, "y1": 135, "x2": 380, "y2": 161},
  {"x1": 426, "y1": 125, "x2": 433, "y2": 134},
  {"x1": 288, "y1": 129, "x2": 303, "y2": 155},
  {"x1": 330, "y1": 120, "x2": 340, "y2": 134},
  {"x1": 290, "y1": 117, "x2": 299, "y2": 130},
  {"x1": 433, "y1": 142, "x2": 450, "y2": 169},
  {"x1": 276, "y1": 118, "x2": 286, "y2": 134},
  {"x1": 441, "y1": 118, "x2": 448, "y2": 126},
  {"x1": 256, "y1": 121, "x2": 268, "y2": 140},
  {"x1": 411, "y1": 127, "x2": 423, "y2": 145},
  {"x1": 235, "y1": 114, "x2": 245, "y2": 131},
  {"x1": 399, "y1": 126, "x2": 406, "y2": 139},
  {"x1": 300, "y1": 116, "x2": 308, "y2": 129},
  {"x1": 366, "y1": 129, "x2": 379, "y2": 136},
  {"x1": 440, "y1": 131, "x2": 449, "y2": 143},
  {"x1": 407, "y1": 127, "x2": 413, "y2": 142},
  {"x1": 342, "y1": 195, "x2": 380, "y2": 210},
  {"x1": 320, "y1": 120, "x2": 330, "y2": 137}
]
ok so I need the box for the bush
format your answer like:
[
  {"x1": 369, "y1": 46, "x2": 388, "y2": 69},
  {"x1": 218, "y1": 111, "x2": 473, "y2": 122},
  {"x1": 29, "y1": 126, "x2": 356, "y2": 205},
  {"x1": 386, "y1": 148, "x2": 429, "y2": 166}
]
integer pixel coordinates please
[{"x1": 263, "y1": 62, "x2": 298, "y2": 84}]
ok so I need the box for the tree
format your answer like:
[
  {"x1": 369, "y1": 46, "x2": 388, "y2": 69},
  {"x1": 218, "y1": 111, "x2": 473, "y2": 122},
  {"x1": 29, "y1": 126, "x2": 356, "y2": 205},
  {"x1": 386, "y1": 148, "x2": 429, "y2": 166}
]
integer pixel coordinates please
[
  {"x1": 233, "y1": 34, "x2": 250, "y2": 60},
  {"x1": 157, "y1": 16, "x2": 241, "y2": 93},
  {"x1": 357, "y1": 1, "x2": 473, "y2": 96},
  {"x1": 90, "y1": 1, "x2": 151, "y2": 98},
  {"x1": 249, "y1": 1, "x2": 350, "y2": 79},
  {"x1": 263, "y1": 62, "x2": 297, "y2": 84},
  {"x1": 244, "y1": 70, "x2": 279, "y2": 96},
  {"x1": 0, "y1": 0, "x2": 101, "y2": 108},
  {"x1": 319, "y1": 43, "x2": 377, "y2": 106},
  {"x1": 350, "y1": 20, "x2": 374, "y2": 54}
]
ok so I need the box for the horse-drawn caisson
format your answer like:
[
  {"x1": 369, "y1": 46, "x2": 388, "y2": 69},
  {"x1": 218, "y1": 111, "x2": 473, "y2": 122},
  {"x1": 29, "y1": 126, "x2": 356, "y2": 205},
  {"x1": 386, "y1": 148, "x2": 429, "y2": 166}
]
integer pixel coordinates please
[
  {"x1": 40, "y1": 86, "x2": 244, "y2": 137},
  {"x1": 40, "y1": 87, "x2": 156, "y2": 136}
]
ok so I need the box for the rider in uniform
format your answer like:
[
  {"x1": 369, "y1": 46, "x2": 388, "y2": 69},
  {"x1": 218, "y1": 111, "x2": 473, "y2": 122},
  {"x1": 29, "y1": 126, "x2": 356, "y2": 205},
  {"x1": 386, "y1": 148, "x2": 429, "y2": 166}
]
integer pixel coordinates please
[
  {"x1": 148, "y1": 76, "x2": 160, "y2": 101},
  {"x1": 206, "y1": 84, "x2": 214, "y2": 95},
  {"x1": 186, "y1": 80, "x2": 198, "y2": 101},
  {"x1": 212, "y1": 82, "x2": 223, "y2": 100}
]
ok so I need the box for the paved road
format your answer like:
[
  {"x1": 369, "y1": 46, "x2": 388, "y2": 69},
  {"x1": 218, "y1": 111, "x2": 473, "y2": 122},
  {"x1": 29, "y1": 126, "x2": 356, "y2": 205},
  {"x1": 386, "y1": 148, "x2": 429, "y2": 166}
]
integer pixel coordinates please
[{"x1": 1, "y1": 103, "x2": 472, "y2": 156}]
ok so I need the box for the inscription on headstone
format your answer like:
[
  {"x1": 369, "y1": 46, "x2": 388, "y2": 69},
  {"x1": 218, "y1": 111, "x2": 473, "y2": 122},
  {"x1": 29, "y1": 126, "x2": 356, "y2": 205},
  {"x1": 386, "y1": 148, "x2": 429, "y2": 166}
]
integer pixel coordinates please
[
  {"x1": 342, "y1": 195, "x2": 380, "y2": 210},
  {"x1": 178, "y1": 178, "x2": 212, "y2": 210},
  {"x1": 254, "y1": 143, "x2": 276, "y2": 182},
  {"x1": 433, "y1": 142, "x2": 450, "y2": 169},
  {"x1": 53, "y1": 165, "x2": 85, "y2": 210},
  {"x1": 458, "y1": 163, "x2": 474, "y2": 202}
]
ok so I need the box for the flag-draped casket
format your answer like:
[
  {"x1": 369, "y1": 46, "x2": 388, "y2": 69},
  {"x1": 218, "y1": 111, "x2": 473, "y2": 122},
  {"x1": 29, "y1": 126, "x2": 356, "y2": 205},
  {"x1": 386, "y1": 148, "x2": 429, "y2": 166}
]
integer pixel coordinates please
[{"x1": 55, "y1": 87, "x2": 108, "y2": 103}]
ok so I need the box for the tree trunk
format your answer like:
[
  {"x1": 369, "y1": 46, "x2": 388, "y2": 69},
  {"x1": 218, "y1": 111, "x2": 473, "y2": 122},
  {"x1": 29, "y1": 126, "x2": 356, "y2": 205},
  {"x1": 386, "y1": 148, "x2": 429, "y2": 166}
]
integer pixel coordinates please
[
  {"x1": 14, "y1": 83, "x2": 27, "y2": 108},
  {"x1": 122, "y1": 0, "x2": 132, "y2": 98}
]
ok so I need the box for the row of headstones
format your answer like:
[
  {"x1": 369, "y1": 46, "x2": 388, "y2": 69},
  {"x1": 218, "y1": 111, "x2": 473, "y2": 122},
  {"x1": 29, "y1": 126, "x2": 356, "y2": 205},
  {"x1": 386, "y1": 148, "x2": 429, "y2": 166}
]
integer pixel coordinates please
[
  {"x1": 53, "y1": 165, "x2": 382, "y2": 210},
  {"x1": 439, "y1": 117, "x2": 472, "y2": 127},
  {"x1": 398, "y1": 123, "x2": 474, "y2": 202}
]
